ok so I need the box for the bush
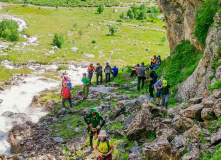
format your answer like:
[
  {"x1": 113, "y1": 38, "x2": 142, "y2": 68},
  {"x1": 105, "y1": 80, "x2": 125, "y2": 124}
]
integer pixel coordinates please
[
  {"x1": 109, "y1": 25, "x2": 117, "y2": 36},
  {"x1": 52, "y1": 33, "x2": 64, "y2": 48},
  {"x1": 137, "y1": 9, "x2": 147, "y2": 20},
  {"x1": 146, "y1": 6, "x2": 160, "y2": 13},
  {"x1": 140, "y1": 3, "x2": 146, "y2": 10},
  {"x1": 127, "y1": 9, "x2": 134, "y2": 19},
  {"x1": 120, "y1": 12, "x2": 125, "y2": 19},
  {"x1": 92, "y1": 40, "x2": 96, "y2": 43},
  {"x1": 97, "y1": 5, "x2": 104, "y2": 14},
  {"x1": 57, "y1": 65, "x2": 69, "y2": 71},
  {"x1": 209, "y1": 79, "x2": 221, "y2": 91},
  {"x1": 194, "y1": 0, "x2": 221, "y2": 44},
  {"x1": 217, "y1": 45, "x2": 221, "y2": 57},
  {"x1": 211, "y1": 61, "x2": 221, "y2": 70},
  {"x1": 0, "y1": 20, "x2": 19, "y2": 42},
  {"x1": 155, "y1": 41, "x2": 203, "y2": 91}
]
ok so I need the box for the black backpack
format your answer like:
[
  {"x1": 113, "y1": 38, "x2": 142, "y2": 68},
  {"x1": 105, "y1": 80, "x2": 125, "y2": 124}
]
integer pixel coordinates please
[{"x1": 152, "y1": 71, "x2": 158, "y2": 83}]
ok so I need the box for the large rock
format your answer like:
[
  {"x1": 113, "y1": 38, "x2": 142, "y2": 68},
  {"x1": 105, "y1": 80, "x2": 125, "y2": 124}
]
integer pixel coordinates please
[
  {"x1": 126, "y1": 104, "x2": 154, "y2": 140},
  {"x1": 156, "y1": 123, "x2": 177, "y2": 141},
  {"x1": 109, "y1": 101, "x2": 126, "y2": 119},
  {"x1": 45, "y1": 99, "x2": 58, "y2": 111},
  {"x1": 203, "y1": 100, "x2": 214, "y2": 108},
  {"x1": 213, "y1": 99, "x2": 221, "y2": 118},
  {"x1": 183, "y1": 125, "x2": 202, "y2": 139},
  {"x1": 188, "y1": 97, "x2": 203, "y2": 104},
  {"x1": 213, "y1": 89, "x2": 221, "y2": 98},
  {"x1": 0, "y1": 86, "x2": 4, "y2": 91},
  {"x1": 175, "y1": 13, "x2": 221, "y2": 101},
  {"x1": 142, "y1": 136, "x2": 180, "y2": 160},
  {"x1": 182, "y1": 149, "x2": 200, "y2": 160},
  {"x1": 124, "y1": 114, "x2": 137, "y2": 130},
  {"x1": 128, "y1": 152, "x2": 141, "y2": 160},
  {"x1": 180, "y1": 104, "x2": 203, "y2": 120},
  {"x1": 211, "y1": 128, "x2": 221, "y2": 145},
  {"x1": 0, "y1": 99, "x2": 3, "y2": 104},
  {"x1": 174, "y1": 117, "x2": 194, "y2": 132},
  {"x1": 171, "y1": 135, "x2": 187, "y2": 149},
  {"x1": 201, "y1": 108, "x2": 215, "y2": 121}
]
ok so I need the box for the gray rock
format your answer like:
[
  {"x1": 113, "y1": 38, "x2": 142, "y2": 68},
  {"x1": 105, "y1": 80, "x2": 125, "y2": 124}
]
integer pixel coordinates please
[
  {"x1": 203, "y1": 100, "x2": 214, "y2": 108},
  {"x1": 129, "y1": 146, "x2": 141, "y2": 153},
  {"x1": 128, "y1": 152, "x2": 141, "y2": 160},
  {"x1": 213, "y1": 89, "x2": 221, "y2": 98},
  {"x1": 188, "y1": 97, "x2": 203, "y2": 104},
  {"x1": 174, "y1": 117, "x2": 194, "y2": 132},
  {"x1": 180, "y1": 104, "x2": 203, "y2": 120},
  {"x1": 137, "y1": 94, "x2": 148, "y2": 104},
  {"x1": 201, "y1": 108, "x2": 215, "y2": 121},
  {"x1": 183, "y1": 125, "x2": 202, "y2": 139},
  {"x1": 182, "y1": 149, "x2": 200, "y2": 160},
  {"x1": 52, "y1": 137, "x2": 63, "y2": 143},
  {"x1": 211, "y1": 128, "x2": 221, "y2": 144},
  {"x1": 124, "y1": 114, "x2": 136, "y2": 129},
  {"x1": 171, "y1": 135, "x2": 187, "y2": 148},
  {"x1": 107, "y1": 82, "x2": 119, "y2": 87},
  {"x1": 0, "y1": 86, "x2": 4, "y2": 91}
]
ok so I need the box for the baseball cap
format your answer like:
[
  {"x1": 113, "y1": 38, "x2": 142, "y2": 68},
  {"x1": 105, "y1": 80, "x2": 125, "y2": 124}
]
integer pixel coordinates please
[{"x1": 163, "y1": 80, "x2": 167, "y2": 87}]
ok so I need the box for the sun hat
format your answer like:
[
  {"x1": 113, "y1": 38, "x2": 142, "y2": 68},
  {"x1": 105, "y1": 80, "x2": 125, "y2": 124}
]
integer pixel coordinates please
[
  {"x1": 163, "y1": 80, "x2": 167, "y2": 87},
  {"x1": 98, "y1": 130, "x2": 107, "y2": 137}
]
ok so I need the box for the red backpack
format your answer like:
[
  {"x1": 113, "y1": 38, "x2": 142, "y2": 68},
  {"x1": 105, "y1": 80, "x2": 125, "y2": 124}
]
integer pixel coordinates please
[{"x1": 62, "y1": 87, "x2": 70, "y2": 99}]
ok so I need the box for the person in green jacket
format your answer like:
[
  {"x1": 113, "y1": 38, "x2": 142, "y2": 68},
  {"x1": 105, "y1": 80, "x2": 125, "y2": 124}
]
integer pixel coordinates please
[
  {"x1": 82, "y1": 73, "x2": 90, "y2": 100},
  {"x1": 84, "y1": 107, "x2": 105, "y2": 151}
]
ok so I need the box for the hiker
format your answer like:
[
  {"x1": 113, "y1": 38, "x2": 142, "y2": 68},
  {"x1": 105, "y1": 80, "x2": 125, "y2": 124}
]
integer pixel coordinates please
[
  {"x1": 84, "y1": 108, "x2": 105, "y2": 151},
  {"x1": 82, "y1": 73, "x2": 90, "y2": 100},
  {"x1": 94, "y1": 130, "x2": 114, "y2": 160},
  {"x1": 162, "y1": 80, "x2": 173, "y2": 108},
  {"x1": 154, "y1": 76, "x2": 165, "y2": 106},
  {"x1": 131, "y1": 64, "x2": 139, "y2": 77},
  {"x1": 88, "y1": 63, "x2": 95, "y2": 84},
  {"x1": 151, "y1": 55, "x2": 159, "y2": 69},
  {"x1": 95, "y1": 63, "x2": 103, "y2": 85},
  {"x1": 60, "y1": 81, "x2": 72, "y2": 109},
  {"x1": 145, "y1": 66, "x2": 158, "y2": 98},
  {"x1": 111, "y1": 65, "x2": 118, "y2": 77},
  {"x1": 136, "y1": 62, "x2": 147, "y2": 91},
  {"x1": 156, "y1": 55, "x2": 161, "y2": 65},
  {"x1": 63, "y1": 75, "x2": 72, "y2": 89},
  {"x1": 104, "y1": 62, "x2": 112, "y2": 83}
]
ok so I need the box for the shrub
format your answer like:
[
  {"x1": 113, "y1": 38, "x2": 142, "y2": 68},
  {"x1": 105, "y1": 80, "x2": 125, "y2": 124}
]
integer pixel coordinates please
[
  {"x1": 211, "y1": 61, "x2": 221, "y2": 70},
  {"x1": 140, "y1": 3, "x2": 146, "y2": 10},
  {"x1": 209, "y1": 79, "x2": 221, "y2": 91},
  {"x1": 57, "y1": 65, "x2": 69, "y2": 71},
  {"x1": 194, "y1": 0, "x2": 221, "y2": 44},
  {"x1": 78, "y1": 30, "x2": 83, "y2": 36},
  {"x1": 120, "y1": 12, "x2": 125, "y2": 19},
  {"x1": 92, "y1": 40, "x2": 96, "y2": 43},
  {"x1": 97, "y1": 5, "x2": 104, "y2": 14},
  {"x1": 0, "y1": 20, "x2": 19, "y2": 42},
  {"x1": 109, "y1": 25, "x2": 117, "y2": 36},
  {"x1": 52, "y1": 33, "x2": 64, "y2": 48},
  {"x1": 137, "y1": 9, "x2": 147, "y2": 20},
  {"x1": 155, "y1": 41, "x2": 203, "y2": 92},
  {"x1": 146, "y1": 6, "x2": 160, "y2": 13},
  {"x1": 209, "y1": 75, "x2": 215, "y2": 81},
  {"x1": 127, "y1": 9, "x2": 134, "y2": 19}
]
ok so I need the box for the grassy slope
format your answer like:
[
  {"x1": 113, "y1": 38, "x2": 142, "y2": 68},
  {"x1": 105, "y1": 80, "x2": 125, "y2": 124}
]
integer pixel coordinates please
[{"x1": 0, "y1": 5, "x2": 169, "y2": 66}]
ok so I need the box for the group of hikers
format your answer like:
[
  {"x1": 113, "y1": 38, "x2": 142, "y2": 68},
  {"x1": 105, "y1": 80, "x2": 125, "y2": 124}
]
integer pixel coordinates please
[{"x1": 58, "y1": 55, "x2": 173, "y2": 159}]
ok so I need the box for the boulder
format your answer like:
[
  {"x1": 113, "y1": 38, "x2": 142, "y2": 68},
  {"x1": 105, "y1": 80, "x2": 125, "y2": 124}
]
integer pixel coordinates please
[
  {"x1": 115, "y1": 114, "x2": 125, "y2": 122},
  {"x1": 107, "y1": 82, "x2": 119, "y2": 87},
  {"x1": 129, "y1": 146, "x2": 141, "y2": 153},
  {"x1": 156, "y1": 123, "x2": 177, "y2": 141},
  {"x1": 142, "y1": 136, "x2": 180, "y2": 160},
  {"x1": 137, "y1": 94, "x2": 148, "y2": 104},
  {"x1": 201, "y1": 108, "x2": 215, "y2": 121},
  {"x1": 211, "y1": 128, "x2": 221, "y2": 145},
  {"x1": 126, "y1": 104, "x2": 153, "y2": 140},
  {"x1": 203, "y1": 100, "x2": 214, "y2": 108},
  {"x1": 213, "y1": 99, "x2": 221, "y2": 118},
  {"x1": 182, "y1": 149, "x2": 200, "y2": 160},
  {"x1": 45, "y1": 99, "x2": 58, "y2": 111},
  {"x1": 0, "y1": 86, "x2": 4, "y2": 91},
  {"x1": 71, "y1": 47, "x2": 78, "y2": 52},
  {"x1": 0, "y1": 99, "x2": 3, "y2": 104},
  {"x1": 174, "y1": 117, "x2": 194, "y2": 132},
  {"x1": 128, "y1": 152, "x2": 141, "y2": 160},
  {"x1": 213, "y1": 89, "x2": 221, "y2": 98},
  {"x1": 10, "y1": 139, "x2": 23, "y2": 154},
  {"x1": 124, "y1": 114, "x2": 137, "y2": 130},
  {"x1": 180, "y1": 104, "x2": 203, "y2": 120},
  {"x1": 183, "y1": 125, "x2": 202, "y2": 139},
  {"x1": 32, "y1": 95, "x2": 40, "y2": 103},
  {"x1": 171, "y1": 135, "x2": 187, "y2": 149},
  {"x1": 188, "y1": 97, "x2": 203, "y2": 104},
  {"x1": 109, "y1": 101, "x2": 126, "y2": 119}
]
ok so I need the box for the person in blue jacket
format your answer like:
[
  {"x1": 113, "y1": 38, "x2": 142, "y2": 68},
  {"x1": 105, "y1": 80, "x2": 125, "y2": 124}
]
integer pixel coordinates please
[{"x1": 111, "y1": 65, "x2": 118, "y2": 77}]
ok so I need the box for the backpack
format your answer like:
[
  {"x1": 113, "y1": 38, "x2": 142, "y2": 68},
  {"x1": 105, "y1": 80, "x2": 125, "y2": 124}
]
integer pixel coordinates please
[
  {"x1": 106, "y1": 66, "x2": 111, "y2": 74},
  {"x1": 98, "y1": 66, "x2": 102, "y2": 74},
  {"x1": 97, "y1": 135, "x2": 111, "y2": 153},
  {"x1": 152, "y1": 71, "x2": 158, "y2": 83},
  {"x1": 62, "y1": 87, "x2": 70, "y2": 99}
]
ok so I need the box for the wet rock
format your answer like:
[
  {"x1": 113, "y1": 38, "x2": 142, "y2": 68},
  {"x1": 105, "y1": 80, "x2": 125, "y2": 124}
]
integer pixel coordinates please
[
  {"x1": 213, "y1": 89, "x2": 221, "y2": 98},
  {"x1": 182, "y1": 148, "x2": 200, "y2": 160},
  {"x1": 126, "y1": 104, "x2": 153, "y2": 140},
  {"x1": 142, "y1": 136, "x2": 180, "y2": 160},
  {"x1": 171, "y1": 135, "x2": 187, "y2": 149},
  {"x1": 211, "y1": 128, "x2": 221, "y2": 145},
  {"x1": 183, "y1": 125, "x2": 202, "y2": 139},
  {"x1": 129, "y1": 146, "x2": 141, "y2": 153},
  {"x1": 188, "y1": 97, "x2": 203, "y2": 104},
  {"x1": 124, "y1": 114, "x2": 136, "y2": 130},
  {"x1": 203, "y1": 100, "x2": 214, "y2": 108},
  {"x1": 180, "y1": 104, "x2": 203, "y2": 120},
  {"x1": 201, "y1": 108, "x2": 215, "y2": 121},
  {"x1": 174, "y1": 117, "x2": 194, "y2": 132}
]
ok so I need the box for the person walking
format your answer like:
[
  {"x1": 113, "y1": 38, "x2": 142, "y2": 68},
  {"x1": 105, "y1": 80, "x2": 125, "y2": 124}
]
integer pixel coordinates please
[
  {"x1": 111, "y1": 65, "x2": 118, "y2": 77},
  {"x1": 88, "y1": 63, "x2": 95, "y2": 84},
  {"x1": 145, "y1": 66, "x2": 158, "y2": 98},
  {"x1": 154, "y1": 76, "x2": 165, "y2": 106},
  {"x1": 94, "y1": 130, "x2": 114, "y2": 160},
  {"x1": 82, "y1": 73, "x2": 90, "y2": 100},
  {"x1": 162, "y1": 80, "x2": 173, "y2": 108},
  {"x1": 104, "y1": 62, "x2": 112, "y2": 83},
  {"x1": 131, "y1": 64, "x2": 139, "y2": 77},
  {"x1": 84, "y1": 108, "x2": 105, "y2": 151},
  {"x1": 95, "y1": 63, "x2": 103, "y2": 85},
  {"x1": 136, "y1": 62, "x2": 147, "y2": 91},
  {"x1": 60, "y1": 82, "x2": 72, "y2": 109}
]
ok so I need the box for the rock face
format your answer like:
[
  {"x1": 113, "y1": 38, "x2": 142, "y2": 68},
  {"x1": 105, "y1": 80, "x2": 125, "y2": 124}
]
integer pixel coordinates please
[
  {"x1": 156, "y1": 0, "x2": 203, "y2": 51},
  {"x1": 176, "y1": 12, "x2": 221, "y2": 101}
]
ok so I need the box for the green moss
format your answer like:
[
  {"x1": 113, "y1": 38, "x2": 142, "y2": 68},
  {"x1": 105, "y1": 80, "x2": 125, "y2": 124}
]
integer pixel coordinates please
[
  {"x1": 209, "y1": 75, "x2": 215, "y2": 81},
  {"x1": 209, "y1": 79, "x2": 221, "y2": 91},
  {"x1": 211, "y1": 61, "x2": 221, "y2": 70},
  {"x1": 194, "y1": 0, "x2": 221, "y2": 44},
  {"x1": 147, "y1": 131, "x2": 156, "y2": 143}
]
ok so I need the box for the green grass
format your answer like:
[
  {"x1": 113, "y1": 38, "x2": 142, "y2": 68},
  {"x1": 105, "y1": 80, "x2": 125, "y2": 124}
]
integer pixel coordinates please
[
  {"x1": 40, "y1": 90, "x2": 61, "y2": 102},
  {"x1": 0, "y1": 66, "x2": 33, "y2": 83},
  {"x1": 147, "y1": 131, "x2": 156, "y2": 143},
  {"x1": 211, "y1": 61, "x2": 221, "y2": 70},
  {"x1": 209, "y1": 79, "x2": 221, "y2": 91},
  {"x1": 57, "y1": 65, "x2": 69, "y2": 71},
  {"x1": 0, "y1": 5, "x2": 169, "y2": 66},
  {"x1": 194, "y1": 0, "x2": 221, "y2": 44},
  {"x1": 74, "y1": 99, "x2": 104, "y2": 110}
]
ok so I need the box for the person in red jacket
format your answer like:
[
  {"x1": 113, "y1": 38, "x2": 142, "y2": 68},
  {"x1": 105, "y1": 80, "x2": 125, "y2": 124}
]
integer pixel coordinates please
[{"x1": 60, "y1": 82, "x2": 72, "y2": 109}]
